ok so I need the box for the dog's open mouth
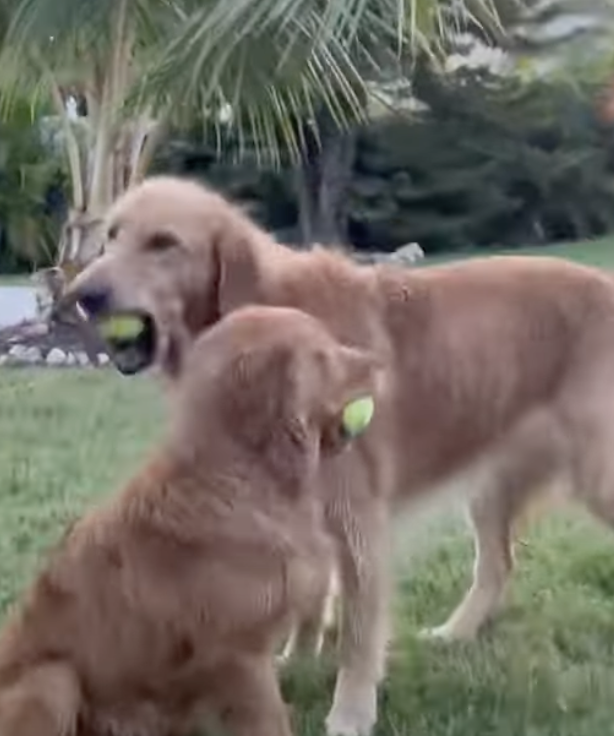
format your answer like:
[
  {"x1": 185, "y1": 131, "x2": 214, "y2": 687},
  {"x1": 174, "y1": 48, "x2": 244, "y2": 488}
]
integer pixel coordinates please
[{"x1": 94, "y1": 310, "x2": 157, "y2": 375}]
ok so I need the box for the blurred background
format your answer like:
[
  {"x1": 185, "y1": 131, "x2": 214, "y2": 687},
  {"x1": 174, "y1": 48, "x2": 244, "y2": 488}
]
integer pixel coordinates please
[{"x1": 1, "y1": 0, "x2": 614, "y2": 276}]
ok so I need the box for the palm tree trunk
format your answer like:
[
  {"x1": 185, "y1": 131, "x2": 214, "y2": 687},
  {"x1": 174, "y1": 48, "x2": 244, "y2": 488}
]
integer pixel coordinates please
[
  {"x1": 57, "y1": 0, "x2": 139, "y2": 272},
  {"x1": 49, "y1": 80, "x2": 85, "y2": 213},
  {"x1": 128, "y1": 116, "x2": 167, "y2": 188},
  {"x1": 295, "y1": 113, "x2": 357, "y2": 247}
]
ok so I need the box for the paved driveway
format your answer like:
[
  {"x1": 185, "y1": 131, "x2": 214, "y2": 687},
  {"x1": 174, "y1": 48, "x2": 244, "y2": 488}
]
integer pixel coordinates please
[{"x1": 0, "y1": 286, "x2": 37, "y2": 328}]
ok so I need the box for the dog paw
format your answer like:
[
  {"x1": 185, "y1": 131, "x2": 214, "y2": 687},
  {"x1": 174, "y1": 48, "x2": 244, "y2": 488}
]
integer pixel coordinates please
[
  {"x1": 417, "y1": 624, "x2": 475, "y2": 642},
  {"x1": 325, "y1": 699, "x2": 376, "y2": 736}
]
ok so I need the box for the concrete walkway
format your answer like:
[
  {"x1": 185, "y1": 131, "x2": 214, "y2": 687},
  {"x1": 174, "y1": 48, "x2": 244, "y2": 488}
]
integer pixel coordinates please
[{"x1": 0, "y1": 286, "x2": 37, "y2": 328}]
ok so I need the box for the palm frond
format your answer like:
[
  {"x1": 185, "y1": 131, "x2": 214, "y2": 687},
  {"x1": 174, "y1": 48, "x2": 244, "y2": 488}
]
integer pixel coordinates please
[
  {"x1": 0, "y1": 0, "x2": 514, "y2": 164},
  {"x1": 127, "y1": 0, "x2": 509, "y2": 161}
]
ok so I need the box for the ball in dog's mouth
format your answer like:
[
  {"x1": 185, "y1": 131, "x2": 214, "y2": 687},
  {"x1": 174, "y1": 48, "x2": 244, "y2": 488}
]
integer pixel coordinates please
[{"x1": 95, "y1": 310, "x2": 157, "y2": 375}]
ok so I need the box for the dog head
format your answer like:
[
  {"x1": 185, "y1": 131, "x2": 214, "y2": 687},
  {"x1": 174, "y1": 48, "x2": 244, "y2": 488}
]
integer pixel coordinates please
[
  {"x1": 168, "y1": 305, "x2": 383, "y2": 490},
  {"x1": 57, "y1": 176, "x2": 272, "y2": 378}
]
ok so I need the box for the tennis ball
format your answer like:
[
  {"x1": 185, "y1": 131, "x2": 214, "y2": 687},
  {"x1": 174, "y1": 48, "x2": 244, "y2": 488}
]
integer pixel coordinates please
[
  {"x1": 98, "y1": 314, "x2": 145, "y2": 342},
  {"x1": 341, "y1": 395, "x2": 375, "y2": 438}
]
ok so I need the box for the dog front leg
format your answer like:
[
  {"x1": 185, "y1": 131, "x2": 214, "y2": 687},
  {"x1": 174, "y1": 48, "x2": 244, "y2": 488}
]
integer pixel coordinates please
[
  {"x1": 279, "y1": 564, "x2": 340, "y2": 664},
  {"x1": 325, "y1": 500, "x2": 390, "y2": 736},
  {"x1": 215, "y1": 656, "x2": 293, "y2": 736},
  {"x1": 0, "y1": 661, "x2": 80, "y2": 736}
]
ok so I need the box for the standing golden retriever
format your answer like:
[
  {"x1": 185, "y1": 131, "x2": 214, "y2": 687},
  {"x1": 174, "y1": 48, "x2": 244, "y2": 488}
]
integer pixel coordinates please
[
  {"x1": 0, "y1": 305, "x2": 382, "y2": 736},
  {"x1": 59, "y1": 175, "x2": 614, "y2": 736}
]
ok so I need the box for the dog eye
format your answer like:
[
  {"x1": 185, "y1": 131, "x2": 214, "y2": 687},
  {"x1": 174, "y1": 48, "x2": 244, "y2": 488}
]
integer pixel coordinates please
[
  {"x1": 107, "y1": 223, "x2": 119, "y2": 241},
  {"x1": 147, "y1": 232, "x2": 179, "y2": 252}
]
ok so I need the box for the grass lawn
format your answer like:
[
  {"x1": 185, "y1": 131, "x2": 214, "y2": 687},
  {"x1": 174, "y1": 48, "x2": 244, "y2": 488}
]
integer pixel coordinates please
[
  {"x1": 1, "y1": 370, "x2": 614, "y2": 736},
  {"x1": 0, "y1": 273, "x2": 31, "y2": 286},
  {"x1": 4, "y1": 238, "x2": 614, "y2": 734},
  {"x1": 423, "y1": 234, "x2": 614, "y2": 270}
]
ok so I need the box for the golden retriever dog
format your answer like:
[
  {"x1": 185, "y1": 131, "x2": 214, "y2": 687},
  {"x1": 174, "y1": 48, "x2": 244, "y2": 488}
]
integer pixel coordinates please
[
  {"x1": 58, "y1": 175, "x2": 614, "y2": 736},
  {"x1": 0, "y1": 305, "x2": 383, "y2": 736}
]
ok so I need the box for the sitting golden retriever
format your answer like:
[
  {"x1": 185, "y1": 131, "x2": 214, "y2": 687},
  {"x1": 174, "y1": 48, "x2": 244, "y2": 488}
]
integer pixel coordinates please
[
  {"x1": 59, "y1": 175, "x2": 614, "y2": 736},
  {"x1": 0, "y1": 305, "x2": 382, "y2": 736}
]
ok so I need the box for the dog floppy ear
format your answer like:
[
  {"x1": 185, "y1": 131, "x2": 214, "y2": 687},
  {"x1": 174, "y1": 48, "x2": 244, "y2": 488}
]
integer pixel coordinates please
[
  {"x1": 213, "y1": 224, "x2": 265, "y2": 316},
  {"x1": 223, "y1": 345, "x2": 318, "y2": 496},
  {"x1": 320, "y1": 345, "x2": 383, "y2": 454}
]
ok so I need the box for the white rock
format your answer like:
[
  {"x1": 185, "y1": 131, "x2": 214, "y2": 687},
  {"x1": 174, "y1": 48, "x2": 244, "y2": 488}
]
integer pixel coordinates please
[
  {"x1": 389, "y1": 241, "x2": 425, "y2": 264},
  {"x1": 23, "y1": 346, "x2": 42, "y2": 364},
  {"x1": 0, "y1": 354, "x2": 8, "y2": 367},
  {"x1": 9, "y1": 344, "x2": 29, "y2": 361},
  {"x1": 65, "y1": 353, "x2": 76, "y2": 366},
  {"x1": 97, "y1": 353, "x2": 110, "y2": 366},
  {"x1": 75, "y1": 351, "x2": 90, "y2": 367},
  {"x1": 46, "y1": 347, "x2": 66, "y2": 366}
]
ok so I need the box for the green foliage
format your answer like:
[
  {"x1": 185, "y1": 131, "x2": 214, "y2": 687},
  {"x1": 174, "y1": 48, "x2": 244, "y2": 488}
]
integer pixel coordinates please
[
  {"x1": 152, "y1": 131, "x2": 299, "y2": 235},
  {"x1": 131, "y1": 0, "x2": 515, "y2": 159},
  {"x1": 348, "y1": 67, "x2": 614, "y2": 253},
  {"x1": 0, "y1": 99, "x2": 66, "y2": 273},
  {"x1": 0, "y1": 0, "x2": 514, "y2": 170},
  {"x1": 158, "y1": 65, "x2": 614, "y2": 255}
]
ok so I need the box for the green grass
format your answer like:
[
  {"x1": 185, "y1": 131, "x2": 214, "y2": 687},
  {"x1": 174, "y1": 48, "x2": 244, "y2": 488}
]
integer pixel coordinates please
[
  {"x1": 423, "y1": 234, "x2": 614, "y2": 270},
  {"x1": 1, "y1": 370, "x2": 614, "y2": 735},
  {"x1": 0, "y1": 274, "x2": 31, "y2": 286},
  {"x1": 3, "y1": 237, "x2": 614, "y2": 735}
]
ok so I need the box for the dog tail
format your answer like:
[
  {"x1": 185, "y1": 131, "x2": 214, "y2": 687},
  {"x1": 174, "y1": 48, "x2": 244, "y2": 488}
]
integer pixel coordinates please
[{"x1": 0, "y1": 660, "x2": 81, "y2": 735}]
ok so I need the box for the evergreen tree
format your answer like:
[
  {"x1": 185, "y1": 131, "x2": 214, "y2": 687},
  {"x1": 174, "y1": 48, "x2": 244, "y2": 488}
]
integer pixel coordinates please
[{"x1": 348, "y1": 66, "x2": 614, "y2": 253}]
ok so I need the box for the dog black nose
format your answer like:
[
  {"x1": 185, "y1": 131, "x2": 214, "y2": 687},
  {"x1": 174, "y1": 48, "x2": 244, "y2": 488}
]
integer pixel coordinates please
[{"x1": 77, "y1": 287, "x2": 110, "y2": 317}]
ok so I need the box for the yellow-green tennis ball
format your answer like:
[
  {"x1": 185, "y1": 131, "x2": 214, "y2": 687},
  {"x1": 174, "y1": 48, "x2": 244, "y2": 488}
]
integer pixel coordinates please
[
  {"x1": 341, "y1": 395, "x2": 375, "y2": 438},
  {"x1": 98, "y1": 314, "x2": 145, "y2": 342}
]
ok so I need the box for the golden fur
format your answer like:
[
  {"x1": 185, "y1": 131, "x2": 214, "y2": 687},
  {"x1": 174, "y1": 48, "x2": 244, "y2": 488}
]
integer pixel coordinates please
[
  {"x1": 0, "y1": 305, "x2": 384, "y2": 736},
  {"x1": 61, "y1": 175, "x2": 614, "y2": 735}
]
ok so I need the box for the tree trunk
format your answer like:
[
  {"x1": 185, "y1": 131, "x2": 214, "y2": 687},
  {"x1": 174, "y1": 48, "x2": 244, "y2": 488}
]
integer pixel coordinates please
[
  {"x1": 59, "y1": 209, "x2": 106, "y2": 271},
  {"x1": 294, "y1": 112, "x2": 357, "y2": 247},
  {"x1": 32, "y1": 0, "x2": 168, "y2": 337},
  {"x1": 294, "y1": 156, "x2": 318, "y2": 246}
]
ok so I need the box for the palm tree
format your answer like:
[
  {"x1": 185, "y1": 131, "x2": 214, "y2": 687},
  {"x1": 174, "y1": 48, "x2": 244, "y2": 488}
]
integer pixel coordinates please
[
  {"x1": 140, "y1": 0, "x2": 524, "y2": 247},
  {"x1": 0, "y1": 0, "x2": 515, "y2": 277},
  {"x1": 0, "y1": 0, "x2": 184, "y2": 276}
]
